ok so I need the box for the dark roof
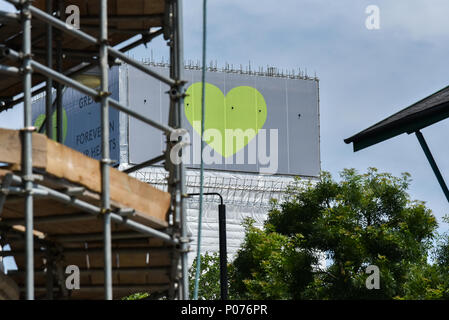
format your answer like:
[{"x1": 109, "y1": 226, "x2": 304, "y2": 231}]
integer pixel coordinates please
[{"x1": 344, "y1": 85, "x2": 449, "y2": 151}]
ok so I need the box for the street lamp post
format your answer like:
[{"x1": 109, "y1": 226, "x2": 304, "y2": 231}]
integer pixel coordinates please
[{"x1": 188, "y1": 192, "x2": 228, "y2": 300}]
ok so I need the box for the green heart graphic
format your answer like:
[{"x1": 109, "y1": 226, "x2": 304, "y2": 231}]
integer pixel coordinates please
[
  {"x1": 184, "y1": 83, "x2": 267, "y2": 157},
  {"x1": 34, "y1": 108, "x2": 68, "y2": 143}
]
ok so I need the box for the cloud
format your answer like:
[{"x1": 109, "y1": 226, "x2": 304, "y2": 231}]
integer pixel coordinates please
[{"x1": 381, "y1": 0, "x2": 449, "y2": 40}]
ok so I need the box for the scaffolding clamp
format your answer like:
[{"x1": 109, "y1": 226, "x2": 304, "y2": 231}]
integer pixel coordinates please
[
  {"x1": 116, "y1": 208, "x2": 136, "y2": 218},
  {"x1": 95, "y1": 90, "x2": 111, "y2": 102},
  {"x1": 177, "y1": 236, "x2": 191, "y2": 253},
  {"x1": 100, "y1": 207, "x2": 111, "y2": 215},
  {"x1": 99, "y1": 38, "x2": 110, "y2": 46},
  {"x1": 21, "y1": 174, "x2": 34, "y2": 183},
  {"x1": 174, "y1": 79, "x2": 187, "y2": 87},
  {"x1": 20, "y1": 126, "x2": 37, "y2": 133},
  {"x1": 20, "y1": 8, "x2": 32, "y2": 20},
  {"x1": 22, "y1": 62, "x2": 33, "y2": 73},
  {"x1": 64, "y1": 187, "x2": 85, "y2": 196},
  {"x1": 167, "y1": 85, "x2": 186, "y2": 100},
  {"x1": 100, "y1": 158, "x2": 114, "y2": 165}
]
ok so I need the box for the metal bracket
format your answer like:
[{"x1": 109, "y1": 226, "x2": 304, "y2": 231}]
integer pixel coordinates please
[
  {"x1": 116, "y1": 208, "x2": 136, "y2": 218},
  {"x1": 98, "y1": 90, "x2": 111, "y2": 98},
  {"x1": 64, "y1": 187, "x2": 85, "y2": 196},
  {"x1": 167, "y1": 86, "x2": 186, "y2": 100},
  {"x1": 19, "y1": 126, "x2": 37, "y2": 133},
  {"x1": 95, "y1": 91, "x2": 111, "y2": 102},
  {"x1": 415, "y1": 130, "x2": 449, "y2": 203},
  {"x1": 100, "y1": 158, "x2": 114, "y2": 165},
  {"x1": 178, "y1": 236, "x2": 191, "y2": 244},
  {"x1": 100, "y1": 207, "x2": 111, "y2": 215},
  {"x1": 21, "y1": 174, "x2": 34, "y2": 182}
]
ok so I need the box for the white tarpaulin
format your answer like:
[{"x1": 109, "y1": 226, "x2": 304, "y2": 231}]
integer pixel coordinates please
[{"x1": 126, "y1": 166, "x2": 313, "y2": 266}]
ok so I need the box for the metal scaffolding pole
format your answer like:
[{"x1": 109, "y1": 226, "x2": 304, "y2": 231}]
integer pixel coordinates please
[
  {"x1": 0, "y1": 64, "x2": 20, "y2": 75},
  {"x1": 123, "y1": 154, "x2": 165, "y2": 174},
  {"x1": 21, "y1": 0, "x2": 34, "y2": 300},
  {"x1": 166, "y1": 0, "x2": 189, "y2": 300},
  {"x1": 55, "y1": 0, "x2": 63, "y2": 143},
  {"x1": 99, "y1": 0, "x2": 113, "y2": 300},
  {"x1": 177, "y1": 0, "x2": 189, "y2": 301},
  {"x1": 45, "y1": 0, "x2": 53, "y2": 139},
  {"x1": 0, "y1": 247, "x2": 170, "y2": 257}
]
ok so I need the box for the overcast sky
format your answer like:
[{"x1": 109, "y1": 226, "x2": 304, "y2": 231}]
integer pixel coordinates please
[{"x1": 1, "y1": 0, "x2": 449, "y2": 233}]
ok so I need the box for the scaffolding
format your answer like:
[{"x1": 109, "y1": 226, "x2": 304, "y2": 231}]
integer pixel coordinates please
[{"x1": 0, "y1": 0, "x2": 189, "y2": 300}]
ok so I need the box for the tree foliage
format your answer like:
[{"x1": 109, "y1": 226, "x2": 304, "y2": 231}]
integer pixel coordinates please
[
  {"x1": 192, "y1": 168, "x2": 448, "y2": 300},
  {"x1": 189, "y1": 252, "x2": 231, "y2": 300}
]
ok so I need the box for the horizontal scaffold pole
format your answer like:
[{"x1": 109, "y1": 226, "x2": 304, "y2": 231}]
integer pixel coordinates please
[
  {"x1": 0, "y1": 64, "x2": 20, "y2": 76},
  {"x1": 21, "y1": 284, "x2": 170, "y2": 292},
  {"x1": 108, "y1": 98, "x2": 177, "y2": 135},
  {"x1": 0, "y1": 47, "x2": 99, "y2": 98},
  {"x1": 0, "y1": 246, "x2": 170, "y2": 257},
  {"x1": 107, "y1": 47, "x2": 175, "y2": 86},
  {"x1": 123, "y1": 154, "x2": 165, "y2": 174},
  {"x1": 118, "y1": 28, "x2": 164, "y2": 52},
  {"x1": 9, "y1": 266, "x2": 170, "y2": 275},
  {"x1": 49, "y1": 231, "x2": 152, "y2": 242}
]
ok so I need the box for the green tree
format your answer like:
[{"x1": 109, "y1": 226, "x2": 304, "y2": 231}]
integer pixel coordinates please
[
  {"x1": 230, "y1": 218, "x2": 316, "y2": 299},
  {"x1": 233, "y1": 168, "x2": 438, "y2": 299},
  {"x1": 122, "y1": 292, "x2": 150, "y2": 300},
  {"x1": 189, "y1": 252, "x2": 234, "y2": 300},
  {"x1": 190, "y1": 169, "x2": 440, "y2": 299}
]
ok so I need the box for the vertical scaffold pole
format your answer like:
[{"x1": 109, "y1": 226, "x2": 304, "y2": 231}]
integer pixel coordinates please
[
  {"x1": 174, "y1": 0, "x2": 188, "y2": 300},
  {"x1": 100, "y1": 0, "x2": 112, "y2": 300},
  {"x1": 21, "y1": 0, "x2": 34, "y2": 300},
  {"x1": 45, "y1": 0, "x2": 53, "y2": 139},
  {"x1": 55, "y1": 0, "x2": 63, "y2": 143},
  {"x1": 167, "y1": 0, "x2": 188, "y2": 299}
]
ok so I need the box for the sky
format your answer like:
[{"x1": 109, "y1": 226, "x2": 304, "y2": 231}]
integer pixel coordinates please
[{"x1": 1, "y1": 0, "x2": 449, "y2": 233}]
